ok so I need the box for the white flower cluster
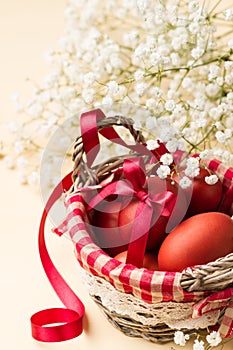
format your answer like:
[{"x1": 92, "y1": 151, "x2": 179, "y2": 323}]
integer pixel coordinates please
[
  {"x1": 2, "y1": 0, "x2": 233, "y2": 188},
  {"x1": 174, "y1": 330, "x2": 223, "y2": 349}
]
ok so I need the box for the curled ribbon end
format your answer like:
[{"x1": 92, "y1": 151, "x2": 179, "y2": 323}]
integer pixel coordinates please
[{"x1": 31, "y1": 308, "x2": 84, "y2": 342}]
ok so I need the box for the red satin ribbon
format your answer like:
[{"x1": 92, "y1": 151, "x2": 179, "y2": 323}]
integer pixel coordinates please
[{"x1": 31, "y1": 172, "x2": 85, "y2": 342}]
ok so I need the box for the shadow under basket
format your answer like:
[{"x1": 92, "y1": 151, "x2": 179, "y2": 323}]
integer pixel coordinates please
[{"x1": 59, "y1": 112, "x2": 233, "y2": 343}]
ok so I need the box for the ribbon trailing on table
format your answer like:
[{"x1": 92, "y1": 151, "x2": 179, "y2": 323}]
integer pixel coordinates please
[{"x1": 30, "y1": 172, "x2": 85, "y2": 342}]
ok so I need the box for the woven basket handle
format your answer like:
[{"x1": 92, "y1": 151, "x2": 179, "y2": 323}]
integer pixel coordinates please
[{"x1": 72, "y1": 109, "x2": 149, "y2": 184}]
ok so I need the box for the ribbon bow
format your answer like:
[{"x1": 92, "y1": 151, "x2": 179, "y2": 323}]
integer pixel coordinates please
[{"x1": 80, "y1": 157, "x2": 176, "y2": 267}]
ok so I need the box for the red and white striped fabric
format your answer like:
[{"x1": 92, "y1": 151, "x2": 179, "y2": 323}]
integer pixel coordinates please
[{"x1": 54, "y1": 158, "x2": 233, "y2": 338}]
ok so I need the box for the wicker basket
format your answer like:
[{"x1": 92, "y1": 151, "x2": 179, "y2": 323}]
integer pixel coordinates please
[{"x1": 59, "y1": 109, "x2": 233, "y2": 343}]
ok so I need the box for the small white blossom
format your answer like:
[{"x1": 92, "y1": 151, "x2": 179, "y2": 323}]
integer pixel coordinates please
[
  {"x1": 83, "y1": 72, "x2": 96, "y2": 87},
  {"x1": 206, "y1": 83, "x2": 220, "y2": 97},
  {"x1": 135, "y1": 82, "x2": 147, "y2": 96},
  {"x1": 199, "y1": 150, "x2": 211, "y2": 160},
  {"x1": 225, "y1": 73, "x2": 233, "y2": 86},
  {"x1": 137, "y1": 0, "x2": 149, "y2": 13},
  {"x1": 228, "y1": 39, "x2": 233, "y2": 50},
  {"x1": 81, "y1": 88, "x2": 95, "y2": 104},
  {"x1": 185, "y1": 166, "x2": 200, "y2": 178},
  {"x1": 208, "y1": 64, "x2": 221, "y2": 80},
  {"x1": 179, "y1": 176, "x2": 192, "y2": 189},
  {"x1": 170, "y1": 52, "x2": 180, "y2": 66},
  {"x1": 224, "y1": 9, "x2": 233, "y2": 21},
  {"x1": 157, "y1": 165, "x2": 171, "y2": 179},
  {"x1": 174, "y1": 331, "x2": 190, "y2": 346},
  {"x1": 193, "y1": 339, "x2": 205, "y2": 350},
  {"x1": 150, "y1": 86, "x2": 163, "y2": 99},
  {"x1": 102, "y1": 95, "x2": 113, "y2": 106},
  {"x1": 106, "y1": 81, "x2": 119, "y2": 96},
  {"x1": 188, "y1": 1, "x2": 200, "y2": 13},
  {"x1": 134, "y1": 70, "x2": 144, "y2": 81},
  {"x1": 14, "y1": 141, "x2": 25, "y2": 155},
  {"x1": 205, "y1": 174, "x2": 219, "y2": 185},
  {"x1": 186, "y1": 157, "x2": 200, "y2": 169},
  {"x1": 27, "y1": 103, "x2": 43, "y2": 118},
  {"x1": 182, "y1": 77, "x2": 193, "y2": 89},
  {"x1": 146, "y1": 98, "x2": 157, "y2": 109},
  {"x1": 165, "y1": 99, "x2": 176, "y2": 112},
  {"x1": 166, "y1": 139, "x2": 178, "y2": 153},
  {"x1": 160, "y1": 153, "x2": 173, "y2": 165},
  {"x1": 7, "y1": 121, "x2": 22, "y2": 133},
  {"x1": 28, "y1": 171, "x2": 40, "y2": 188},
  {"x1": 146, "y1": 139, "x2": 159, "y2": 150},
  {"x1": 17, "y1": 156, "x2": 28, "y2": 169},
  {"x1": 3, "y1": 156, "x2": 14, "y2": 169},
  {"x1": 215, "y1": 130, "x2": 226, "y2": 143},
  {"x1": 191, "y1": 47, "x2": 204, "y2": 60}
]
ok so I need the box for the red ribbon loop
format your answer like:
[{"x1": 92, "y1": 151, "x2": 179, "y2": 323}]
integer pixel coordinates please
[{"x1": 31, "y1": 308, "x2": 83, "y2": 342}]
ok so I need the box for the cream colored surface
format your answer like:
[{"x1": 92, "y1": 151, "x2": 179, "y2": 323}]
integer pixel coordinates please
[{"x1": 0, "y1": 1, "x2": 232, "y2": 349}]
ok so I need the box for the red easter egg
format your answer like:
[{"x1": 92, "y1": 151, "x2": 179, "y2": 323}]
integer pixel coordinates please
[
  {"x1": 146, "y1": 177, "x2": 188, "y2": 233},
  {"x1": 119, "y1": 176, "x2": 187, "y2": 251},
  {"x1": 88, "y1": 199, "x2": 129, "y2": 256},
  {"x1": 158, "y1": 212, "x2": 233, "y2": 272},
  {"x1": 186, "y1": 167, "x2": 222, "y2": 217},
  {"x1": 114, "y1": 250, "x2": 159, "y2": 270}
]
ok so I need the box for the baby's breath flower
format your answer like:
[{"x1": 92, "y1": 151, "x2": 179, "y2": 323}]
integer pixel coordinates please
[
  {"x1": 185, "y1": 166, "x2": 200, "y2": 178},
  {"x1": 224, "y1": 9, "x2": 233, "y2": 21},
  {"x1": 199, "y1": 150, "x2": 211, "y2": 160},
  {"x1": 156, "y1": 165, "x2": 171, "y2": 179},
  {"x1": 188, "y1": 1, "x2": 200, "y2": 13},
  {"x1": 191, "y1": 47, "x2": 204, "y2": 60},
  {"x1": 179, "y1": 176, "x2": 192, "y2": 189},
  {"x1": 186, "y1": 157, "x2": 199, "y2": 169},
  {"x1": 3, "y1": 156, "x2": 14, "y2": 169},
  {"x1": 134, "y1": 70, "x2": 144, "y2": 81},
  {"x1": 28, "y1": 171, "x2": 40, "y2": 188},
  {"x1": 165, "y1": 99, "x2": 176, "y2": 112},
  {"x1": 215, "y1": 130, "x2": 226, "y2": 143},
  {"x1": 206, "y1": 331, "x2": 222, "y2": 346},
  {"x1": 205, "y1": 174, "x2": 219, "y2": 185},
  {"x1": 135, "y1": 82, "x2": 147, "y2": 97},
  {"x1": 81, "y1": 88, "x2": 95, "y2": 104},
  {"x1": 146, "y1": 139, "x2": 159, "y2": 151},
  {"x1": 174, "y1": 331, "x2": 189, "y2": 346},
  {"x1": 160, "y1": 153, "x2": 173, "y2": 166},
  {"x1": 193, "y1": 339, "x2": 205, "y2": 350}
]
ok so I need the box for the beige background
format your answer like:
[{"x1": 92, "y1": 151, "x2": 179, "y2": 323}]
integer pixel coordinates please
[{"x1": 0, "y1": 1, "x2": 232, "y2": 349}]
